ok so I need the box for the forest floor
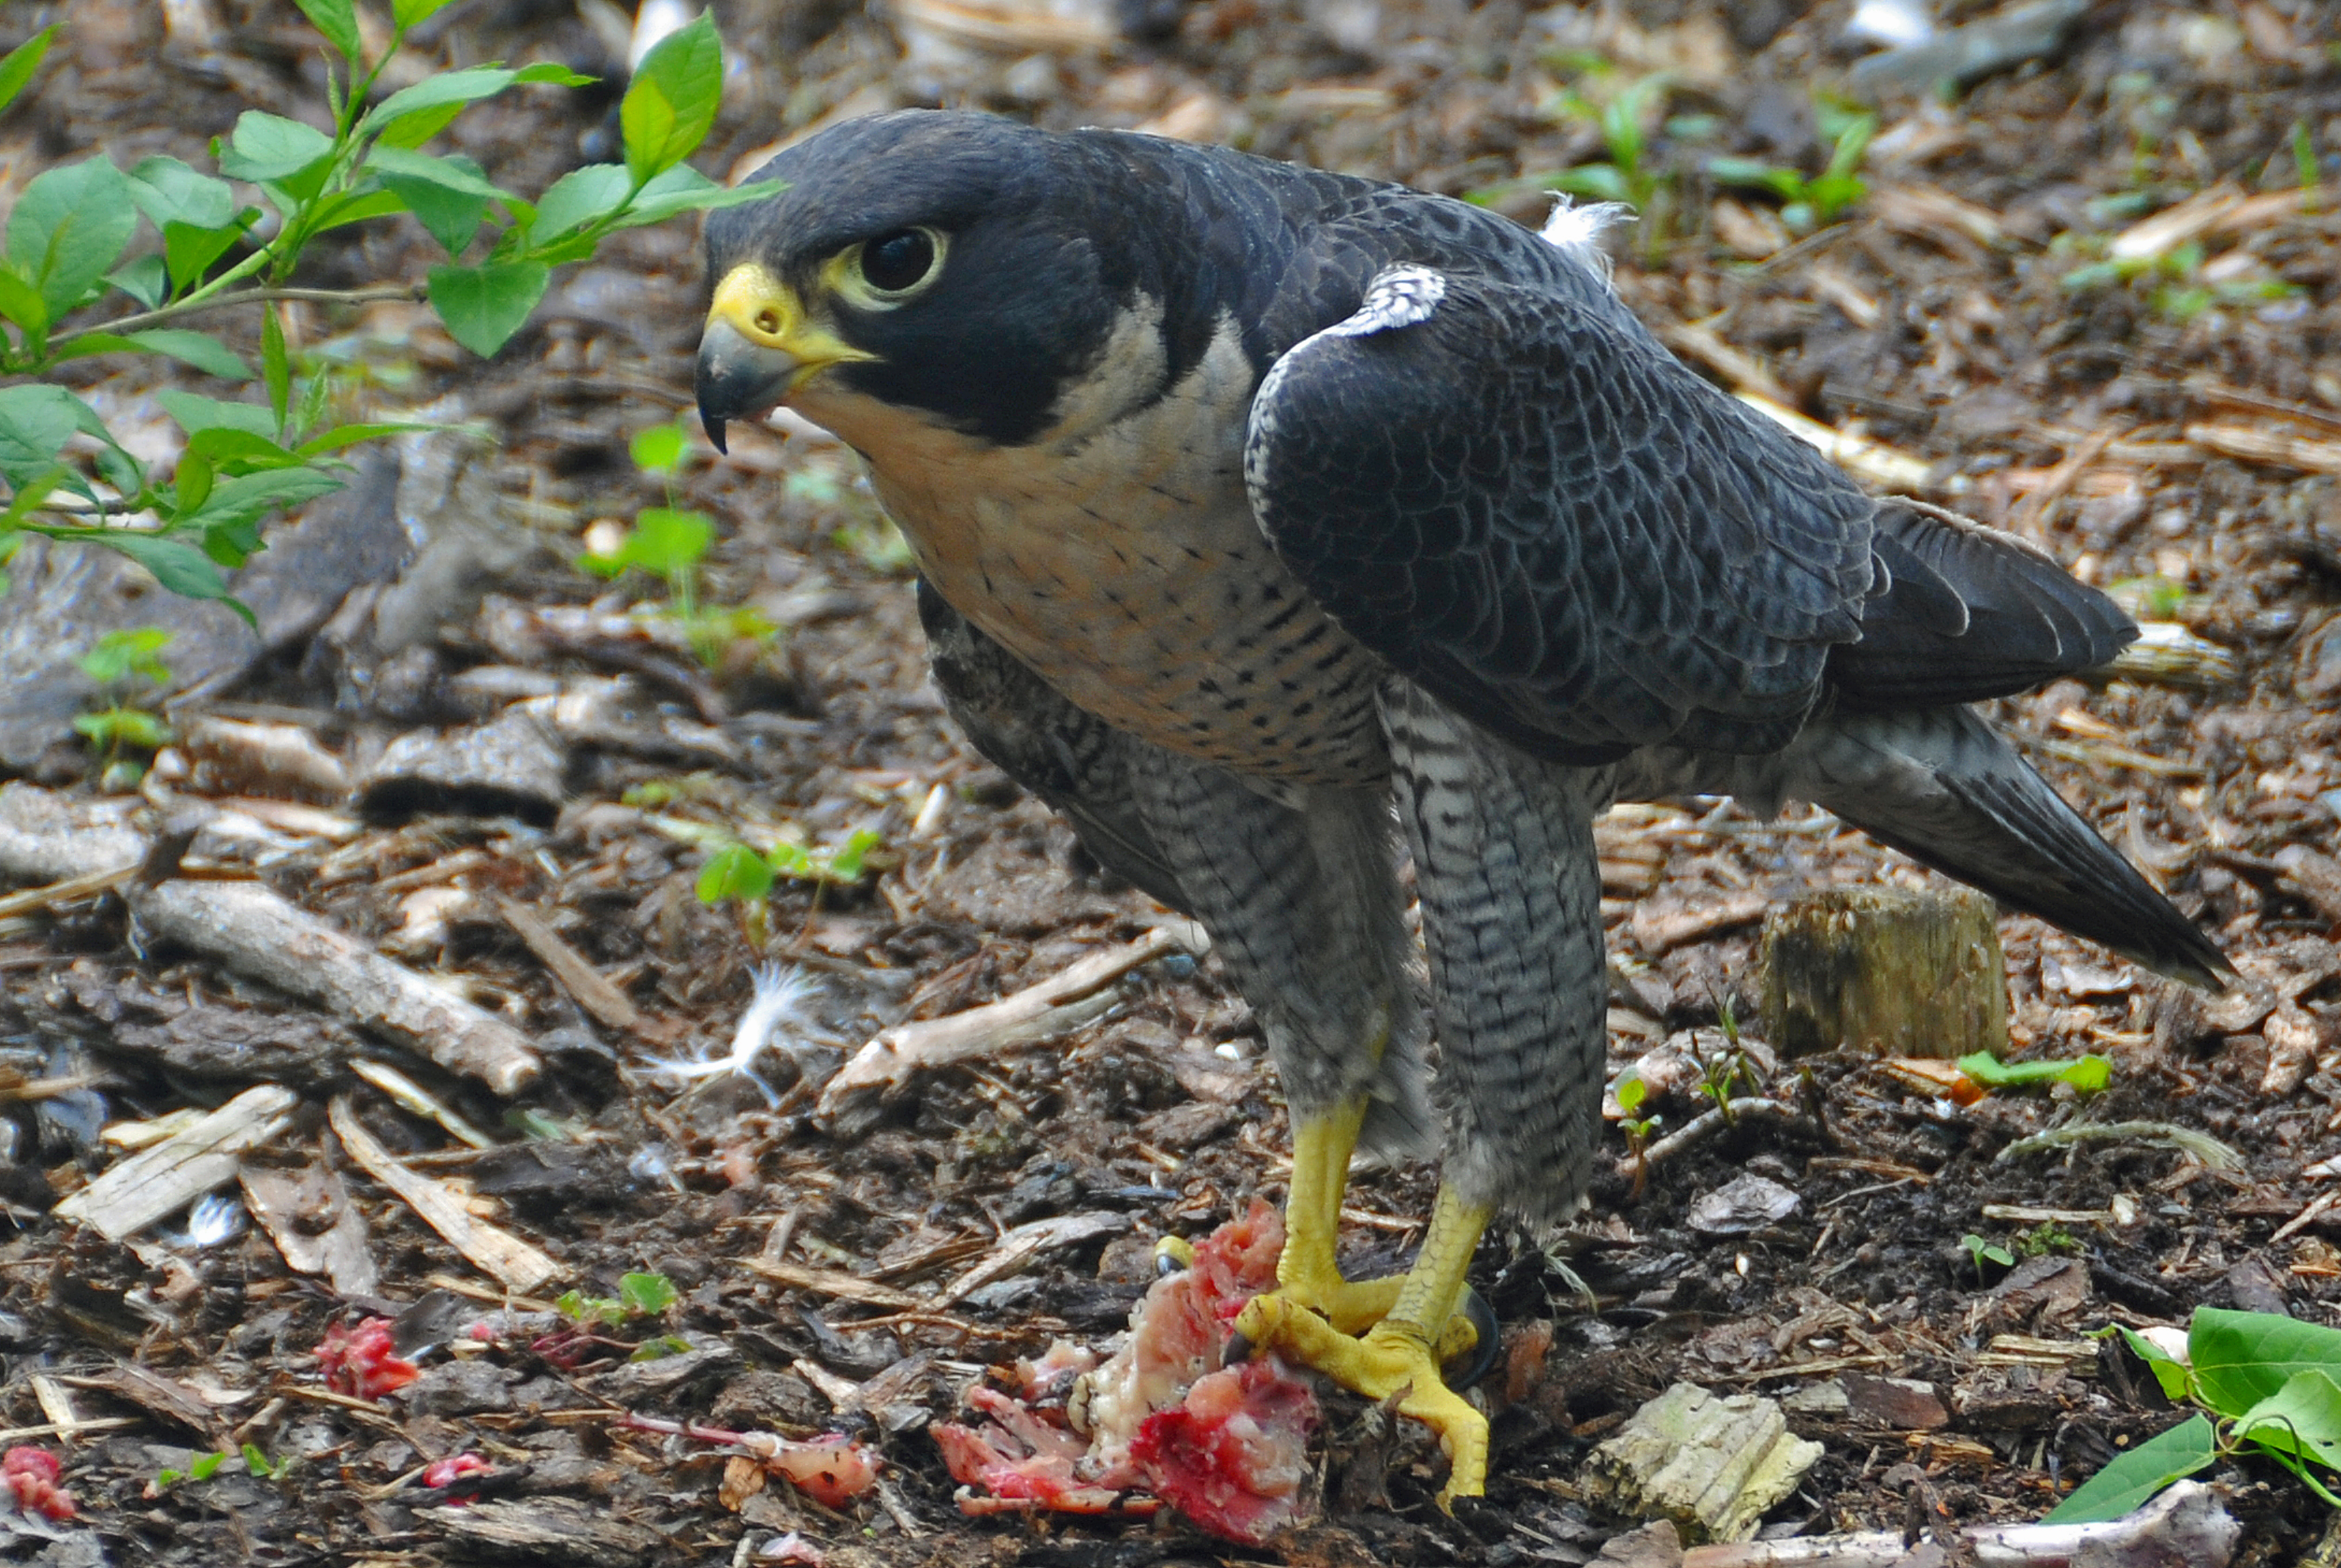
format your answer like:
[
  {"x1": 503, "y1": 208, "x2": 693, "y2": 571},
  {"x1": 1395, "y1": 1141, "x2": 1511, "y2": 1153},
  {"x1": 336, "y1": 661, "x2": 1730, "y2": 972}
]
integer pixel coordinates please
[{"x1": 2, "y1": 0, "x2": 2341, "y2": 1563}]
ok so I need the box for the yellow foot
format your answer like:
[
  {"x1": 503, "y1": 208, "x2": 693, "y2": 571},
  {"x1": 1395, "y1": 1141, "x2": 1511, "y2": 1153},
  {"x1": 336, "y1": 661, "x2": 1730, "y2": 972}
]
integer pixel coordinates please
[
  {"x1": 1230, "y1": 1183, "x2": 1497, "y2": 1508},
  {"x1": 1229, "y1": 1296, "x2": 1490, "y2": 1507}
]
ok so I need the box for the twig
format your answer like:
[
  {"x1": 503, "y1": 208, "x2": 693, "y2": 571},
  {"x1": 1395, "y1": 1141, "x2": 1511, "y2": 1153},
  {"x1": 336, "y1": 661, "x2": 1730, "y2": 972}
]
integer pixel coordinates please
[
  {"x1": 1994, "y1": 1119, "x2": 2242, "y2": 1170},
  {"x1": 1619, "y1": 1098, "x2": 1800, "y2": 1175},
  {"x1": 53, "y1": 1084, "x2": 299, "y2": 1241},
  {"x1": 47, "y1": 283, "x2": 426, "y2": 347},
  {"x1": 817, "y1": 923, "x2": 1205, "y2": 1113}
]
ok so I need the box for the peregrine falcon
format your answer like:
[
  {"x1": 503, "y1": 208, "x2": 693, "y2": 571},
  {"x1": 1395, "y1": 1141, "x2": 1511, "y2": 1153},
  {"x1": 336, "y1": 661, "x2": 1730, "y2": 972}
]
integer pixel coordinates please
[{"x1": 695, "y1": 110, "x2": 2227, "y2": 1504}]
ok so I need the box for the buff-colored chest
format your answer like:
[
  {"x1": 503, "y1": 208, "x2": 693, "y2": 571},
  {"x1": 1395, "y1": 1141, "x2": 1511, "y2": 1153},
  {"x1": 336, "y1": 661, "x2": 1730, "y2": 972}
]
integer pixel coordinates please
[{"x1": 791, "y1": 319, "x2": 1389, "y2": 785}]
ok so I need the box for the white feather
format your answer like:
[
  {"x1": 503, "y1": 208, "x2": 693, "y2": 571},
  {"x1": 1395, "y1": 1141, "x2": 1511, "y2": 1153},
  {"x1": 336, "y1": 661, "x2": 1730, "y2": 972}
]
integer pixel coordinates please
[
  {"x1": 646, "y1": 964, "x2": 833, "y2": 1107},
  {"x1": 1538, "y1": 197, "x2": 1632, "y2": 288}
]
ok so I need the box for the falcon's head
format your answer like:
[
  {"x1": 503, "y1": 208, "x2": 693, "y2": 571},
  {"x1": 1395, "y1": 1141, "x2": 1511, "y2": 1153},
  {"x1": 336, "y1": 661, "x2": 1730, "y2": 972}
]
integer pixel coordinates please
[{"x1": 696, "y1": 111, "x2": 1205, "y2": 453}]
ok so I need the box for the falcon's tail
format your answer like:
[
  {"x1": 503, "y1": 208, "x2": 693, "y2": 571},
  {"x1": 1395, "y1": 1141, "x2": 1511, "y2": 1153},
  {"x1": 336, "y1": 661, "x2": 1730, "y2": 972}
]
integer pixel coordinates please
[{"x1": 1783, "y1": 708, "x2": 2230, "y2": 990}]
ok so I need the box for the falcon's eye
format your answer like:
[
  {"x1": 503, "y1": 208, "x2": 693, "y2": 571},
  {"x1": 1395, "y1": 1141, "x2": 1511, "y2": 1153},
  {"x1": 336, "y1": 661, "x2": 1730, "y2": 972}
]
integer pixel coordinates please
[{"x1": 859, "y1": 229, "x2": 940, "y2": 295}]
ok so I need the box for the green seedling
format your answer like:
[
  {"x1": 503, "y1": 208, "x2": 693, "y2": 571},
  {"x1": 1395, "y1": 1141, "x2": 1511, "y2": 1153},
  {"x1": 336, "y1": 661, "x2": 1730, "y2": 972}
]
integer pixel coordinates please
[
  {"x1": 73, "y1": 626, "x2": 175, "y2": 786},
  {"x1": 1706, "y1": 98, "x2": 1875, "y2": 234},
  {"x1": 583, "y1": 418, "x2": 779, "y2": 666},
  {"x1": 1960, "y1": 1233, "x2": 2015, "y2": 1283},
  {"x1": 0, "y1": 5, "x2": 764, "y2": 613},
  {"x1": 1476, "y1": 67, "x2": 1672, "y2": 260},
  {"x1": 2016, "y1": 1221, "x2": 2082, "y2": 1258},
  {"x1": 1615, "y1": 1069, "x2": 1660, "y2": 1201},
  {"x1": 2054, "y1": 1309, "x2": 2341, "y2": 1520}
]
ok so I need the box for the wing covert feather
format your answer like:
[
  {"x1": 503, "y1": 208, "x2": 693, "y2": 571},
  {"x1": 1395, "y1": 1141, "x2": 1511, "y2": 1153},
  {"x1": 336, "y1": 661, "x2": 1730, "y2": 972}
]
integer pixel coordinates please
[{"x1": 1244, "y1": 266, "x2": 1878, "y2": 761}]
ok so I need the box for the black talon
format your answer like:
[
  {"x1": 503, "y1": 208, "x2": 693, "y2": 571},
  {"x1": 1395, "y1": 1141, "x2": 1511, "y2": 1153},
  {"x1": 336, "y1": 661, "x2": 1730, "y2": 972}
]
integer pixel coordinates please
[
  {"x1": 1222, "y1": 1331, "x2": 1257, "y2": 1367},
  {"x1": 1443, "y1": 1286, "x2": 1503, "y2": 1392}
]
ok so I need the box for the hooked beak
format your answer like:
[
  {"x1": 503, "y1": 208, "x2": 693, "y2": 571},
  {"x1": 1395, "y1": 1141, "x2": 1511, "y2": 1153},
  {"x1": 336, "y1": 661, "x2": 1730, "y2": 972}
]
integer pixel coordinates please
[{"x1": 694, "y1": 263, "x2": 876, "y2": 452}]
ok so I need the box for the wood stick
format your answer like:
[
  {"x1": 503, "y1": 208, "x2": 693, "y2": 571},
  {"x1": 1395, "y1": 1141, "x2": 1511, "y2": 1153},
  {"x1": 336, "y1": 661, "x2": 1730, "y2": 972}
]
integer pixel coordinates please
[
  {"x1": 818, "y1": 923, "x2": 1204, "y2": 1113},
  {"x1": 496, "y1": 895, "x2": 642, "y2": 1033}
]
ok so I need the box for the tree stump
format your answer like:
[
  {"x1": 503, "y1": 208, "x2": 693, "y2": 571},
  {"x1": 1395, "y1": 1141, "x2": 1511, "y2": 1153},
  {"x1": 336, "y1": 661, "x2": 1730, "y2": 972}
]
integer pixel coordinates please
[{"x1": 1759, "y1": 886, "x2": 2007, "y2": 1058}]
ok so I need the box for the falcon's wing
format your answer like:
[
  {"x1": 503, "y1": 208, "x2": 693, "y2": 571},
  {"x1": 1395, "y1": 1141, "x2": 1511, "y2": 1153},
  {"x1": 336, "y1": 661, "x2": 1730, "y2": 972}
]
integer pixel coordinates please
[{"x1": 1244, "y1": 264, "x2": 1880, "y2": 761}]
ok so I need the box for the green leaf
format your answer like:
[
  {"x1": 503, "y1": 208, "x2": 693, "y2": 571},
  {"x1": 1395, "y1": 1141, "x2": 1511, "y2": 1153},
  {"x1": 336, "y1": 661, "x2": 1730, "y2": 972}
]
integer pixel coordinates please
[
  {"x1": 293, "y1": 0, "x2": 361, "y2": 61},
  {"x1": 74, "y1": 708, "x2": 173, "y2": 750},
  {"x1": 2112, "y1": 1325, "x2": 2195, "y2": 1403},
  {"x1": 393, "y1": 0, "x2": 458, "y2": 28},
  {"x1": 696, "y1": 842, "x2": 774, "y2": 904},
  {"x1": 426, "y1": 259, "x2": 549, "y2": 356},
  {"x1": 0, "y1": 24, "x2": 60, "y2": 119},
  {"x1": 162, "y1": 215, "x2": 253, "y2": 295},
  {"x1": 2041, "y1": 1414, "x2": 2217, "y2": 1523},
  {"x1": 189, "y1": 1451, "x2": 226, "y2": 1483},
  {"x1": 364, "y1": 64, "x2": 550, "y2": 145},
  {"x1": 84, "y1": 530, "x2": 237, "y2": 606},
  {"x1": 263, "y1": 308, "x2": 290, "y2": 434},
  {"x1": 7, "y1": 157, "x2": 138, "y2": 317},
  {"x1": 2235, "y1": 1367, "x2": 2341, "y2": 1471},
  {"x1": 293, "y1": 420, "x2": 439, "y2": 458},
  {"x1": 179, "y1": 467, "x2": 346, "y2": 549},
  {"x1": 2192, "y1": 1307, "x2": 2341, "y2": 1416},
  {"x1": 1550, "y1": 163, "x2": 1632, "y2": 203},
  {"x1": 630, "y1": 422, "x2": 687, "y2": 474},
  {"x1": 157, "y1": 391, "x2": 279, "y2": 440},
  {"x1": 0, "y1": 263, "x2": 49, "y2": 341},
  {"x1": 618, "y1": 508, "x2": 713, "y2": 577},
  {"x1": 527, "y1": 163, "x2": 630, "y2": 244},
  {"x1": 618, "y1": 1272, "x2": 678, "y2": 1317},
  {"x1": 622, "y1": 11, "x2": 723, "y2": 185},
  {"x1": 602, "y1": 163, "x2": 775, "y2": 234},
  {"x1": 373, "y1": 101, "x2": 466, "y2": 152},
  {"x1": 1954, "y1": 1052, "x2": 2112, "y2": 1094},
  {"x1": 368, "y1": 147, "x2": 505, "y2": 256},
  {"x1": 303, "y1": 188, "x2": 409, "y2": 235},
  {"x1": 176, "y1": 452, "x2": 215, "y2": 515},
  {"x1": 628, "y1": 1334, "x2": 693, "y2": 1361},
  {"x1": 513, "y1": 63, "x2": 595, "y2": 87},
  {"x1": 128, "y1": 155, "x2": 238, "y2": 231},
  {"x1": 106, "y1": 254, "x2": 167, "y2": 309},
  {"x1": 60, "y1": 329, "x2": 251, "y2": 379},
  {"x1": 0, "y1": 384, "x2": 83, "y2": 478},
  {"x1": 185, "y1": 427, "x2": 299, "y2": 468},
  {"x1": 216, "y1": 111, "x2": 335, "y2": 187},
  {"x1": 77, "y1": 626, "x2": 173, "y2": 683}
]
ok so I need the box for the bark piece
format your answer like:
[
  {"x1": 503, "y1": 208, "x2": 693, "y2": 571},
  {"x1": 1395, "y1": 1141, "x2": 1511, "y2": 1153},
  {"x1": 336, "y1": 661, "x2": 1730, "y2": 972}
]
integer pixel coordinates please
[
  {"x1": 355, "y1": 709, "x2": 567, "y2": 827},
  {"x1": 53, "y1": 1084, "x2": 298, "y2": 1242},
  {"x1": 1583, "y1": 1381, "x2": 1824, "y2": 1545},
  {"x1": 1759, "y1": 887, "x2": 2006, "y2": 1058},
  {"x1": 179, "y1": 715, "x2": 351, "y2": 802},
  {"x1": 942, "y1": 1212, "x2": 1131, "y2": 1302},
  {"x1": 0, "y1": 783, "x2": 541, "y2": 1094},
  {"x1": 428, "y1": 1496, "x2": 663, "y2": 1567},
  {"x1": 329, "y1": 1096, "x2": 561, "y2": 1294},
  {"x1": 241, "y1": 1159, "x2": 381, "y2": 1299}
]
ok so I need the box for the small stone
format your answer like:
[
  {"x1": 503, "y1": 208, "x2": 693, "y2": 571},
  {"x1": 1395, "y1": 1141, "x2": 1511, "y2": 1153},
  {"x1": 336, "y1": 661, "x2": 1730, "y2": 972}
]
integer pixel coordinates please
[
  {"x1": 1686, "y1": 1175, "x2": 1801, "y2": 1236},
  {"x1": 2295, "y1": 611, "x2": 2341, "y2": 706}
]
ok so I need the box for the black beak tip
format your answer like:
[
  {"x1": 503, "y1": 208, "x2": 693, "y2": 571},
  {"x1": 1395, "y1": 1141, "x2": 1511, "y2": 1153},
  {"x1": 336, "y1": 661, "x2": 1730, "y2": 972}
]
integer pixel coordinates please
[{"x1": 700, "y1": 411, "x2": 729, "y2": 455}]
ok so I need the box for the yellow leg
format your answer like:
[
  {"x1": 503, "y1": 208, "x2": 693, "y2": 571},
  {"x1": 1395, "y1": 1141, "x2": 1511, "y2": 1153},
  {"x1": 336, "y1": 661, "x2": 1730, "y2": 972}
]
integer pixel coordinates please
[{"x1": 1233, "y1": 1183, "x2": 1497, "y2": 1507}]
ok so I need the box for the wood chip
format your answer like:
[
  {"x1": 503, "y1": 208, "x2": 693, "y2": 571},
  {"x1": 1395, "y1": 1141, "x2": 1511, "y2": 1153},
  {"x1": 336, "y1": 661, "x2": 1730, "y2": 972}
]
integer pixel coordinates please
[
  {"x1": 818, "y1": 922, "x2": 1205, "y2": 1112},
  {"x1": 738, "y1": 1257, "x2": 924, "y2": 1310},
  {"x1": 349, "y1": 1059, "x2": 494, "y2": 1149},
  {"x1": 1736, "y1": 393, "x2": 1941, "y2": 493},
  {"x1": 2185, "y1": 420, "x2": 2341, "y2": 476},
  {"x1": 941, "y1": 1212, "x2": 1130, "y2": 1302},
  {"x1": 329, "y1": 1096, "x2": 561, "y2": 1294},
  {"x1": 242, "y1": 1159, "x2": 381, "y2": 1299},
  {"x1": 0, "y1": 862, "x2": 140, "y2": 921},
  {"x1": 54, "y1": 1084, "x2": 298, "y2": 1241},
  {"x1": 496, "y1": 895, "x2": 641, "y2": 1033}
]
